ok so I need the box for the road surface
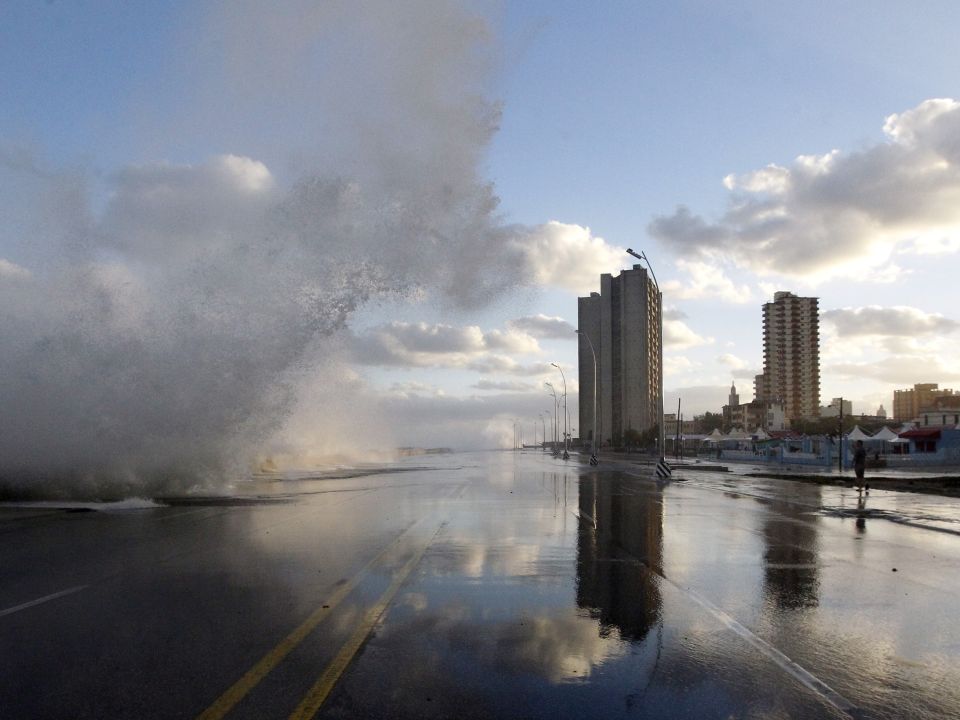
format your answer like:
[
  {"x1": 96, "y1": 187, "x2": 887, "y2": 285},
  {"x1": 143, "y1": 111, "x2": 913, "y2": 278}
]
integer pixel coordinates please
[{"x1": 2, "y1": 451, "x2": 959, "y2": 719}]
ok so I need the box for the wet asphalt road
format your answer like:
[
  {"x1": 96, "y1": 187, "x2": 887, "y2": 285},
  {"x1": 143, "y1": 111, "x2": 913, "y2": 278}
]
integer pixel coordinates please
[{"x1": 3, "y1": 452, "x2": 960, "y2": 719}]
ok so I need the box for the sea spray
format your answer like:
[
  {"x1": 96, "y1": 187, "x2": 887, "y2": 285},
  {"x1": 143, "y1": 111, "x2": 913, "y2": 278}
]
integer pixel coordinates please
[{"x1": 0, "y1": 2, "x2": 524, "y2": 498}]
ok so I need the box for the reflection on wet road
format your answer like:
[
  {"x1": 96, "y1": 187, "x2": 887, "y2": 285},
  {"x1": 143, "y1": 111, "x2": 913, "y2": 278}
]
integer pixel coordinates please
[{"x1": 2, "y1": 452, "x2": 960, "y2": 718}]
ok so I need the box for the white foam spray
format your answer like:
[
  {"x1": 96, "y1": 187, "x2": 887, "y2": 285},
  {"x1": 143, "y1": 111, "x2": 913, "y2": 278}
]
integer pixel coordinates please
[{"x1": 0, "y1": 1, "x2": 528, "y2": 499}]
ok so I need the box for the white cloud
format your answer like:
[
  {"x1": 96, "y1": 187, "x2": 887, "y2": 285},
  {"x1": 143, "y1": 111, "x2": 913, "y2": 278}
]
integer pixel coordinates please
[
  {"x1": 387, "y1": 381, "x2": 445, "y2": 397},
  {"x1": 822, "y1": 306, "x2": 959, "y2": 337},
  {"x1": 507, "y1": 314, "x2": 575, "y2": 339},
  {"x1": 512, "y1": 221, "x2": 625, "y2": 294},
  {"x1": 717, "y1": 353, "x2": 746, "y2": 369},
  {"x1": 472, "y1": 379, "x2": 538, "y2": 392},
  {"x1": 664, "y1": 320, "x2": 712, "y2": 350},
  {"x1": 828, "y1": 356, "x2": 960, "y2": 384},
  {"x1": 468, "y1": 356, "x2": 557, "y2": 377},
  {"x1": 664, "y1": 355, "x2": 697, "y2": 376},
  {"x1": 0, "y1": 258, "x2": 31, "y2": 280},
  {"x1": 351, "y1": 321, "x2": 542, "y2": 368},
  {"x1": 661, "y1": 259, "x2": 752, "y2": 304},
  {"x1": 649, "y1": 98, "x2": 960, "y2": 282},
  {"x1": 483, "y1": 329, "x2": 541, "y2": 354}
]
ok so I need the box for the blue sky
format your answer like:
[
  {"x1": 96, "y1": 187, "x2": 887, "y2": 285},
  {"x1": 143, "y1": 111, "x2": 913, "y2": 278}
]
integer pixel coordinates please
[{"x1": 2, "y1": 1, "x2": 960, "y2": 461}]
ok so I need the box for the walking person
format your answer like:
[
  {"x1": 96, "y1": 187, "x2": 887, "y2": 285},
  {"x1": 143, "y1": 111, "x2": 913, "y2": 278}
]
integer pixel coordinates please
[{"x1": 853, "y1": 439, "x2": 868, "y2": 492}]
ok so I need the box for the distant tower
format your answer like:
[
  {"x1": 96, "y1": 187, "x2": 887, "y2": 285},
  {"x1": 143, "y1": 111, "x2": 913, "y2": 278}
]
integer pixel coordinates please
[
  {"x1": 877, "y1": 404, "x2": 887, "y2": 419},
  {"x1": 761, "y1": 291, "x2": 820, "y2": 424},
  {"x1": 728, "y1": 381, "x2": 739, "y2": 407},
  {"x1": 578, "y1": 265, "x2": 661, "y2": 447}
]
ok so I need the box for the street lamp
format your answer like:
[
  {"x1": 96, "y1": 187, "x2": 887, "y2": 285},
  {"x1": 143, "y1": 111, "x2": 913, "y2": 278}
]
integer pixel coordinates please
[
  {"x1": 545, "y1": 382, "x2": 559, "y2": 456},
  {"x1": 626, "y1": 248, "x2": 670, "y2": 478},
  {"x1": 551, "y1": 362, "x2": 569, "y2": 460},
  {"x1": 545, "y1": 409, "x2": 554, "y2": 452},
  {"x1": 576, "y1": 329, "x2": 599, "y2": 466},
  {"x1": 539, "y1": 413, "x2": 547, "y2": 452}
]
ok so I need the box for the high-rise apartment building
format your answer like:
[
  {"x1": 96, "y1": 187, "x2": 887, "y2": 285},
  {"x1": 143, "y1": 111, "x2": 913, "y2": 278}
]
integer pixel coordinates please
[
  {"x1": 578, "y1": 265, "x2": 661, "y2": 447},
  {"x1": 761, "y1": 291, "x2": 820, "y2": 424}
]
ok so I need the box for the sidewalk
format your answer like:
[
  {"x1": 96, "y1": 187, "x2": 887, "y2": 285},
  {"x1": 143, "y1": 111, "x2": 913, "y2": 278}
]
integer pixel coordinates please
[{"x1": 573, "y1": 451, "x2": 960, "y2": 497}]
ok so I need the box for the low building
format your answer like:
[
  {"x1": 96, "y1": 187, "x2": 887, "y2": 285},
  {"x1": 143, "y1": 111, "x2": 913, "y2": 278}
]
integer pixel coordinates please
[
  {"x1": 820, "y1": 397, "x2": 852, "y2": 418},
  {"x1": 894, "y1": 383, "x2": 956, "y2": 421}
]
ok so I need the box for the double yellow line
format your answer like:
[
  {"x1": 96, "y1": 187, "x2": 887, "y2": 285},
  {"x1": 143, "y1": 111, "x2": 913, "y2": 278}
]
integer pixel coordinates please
[{"x1": 197, "y1": 520, "x2": 442, "y2": 720}]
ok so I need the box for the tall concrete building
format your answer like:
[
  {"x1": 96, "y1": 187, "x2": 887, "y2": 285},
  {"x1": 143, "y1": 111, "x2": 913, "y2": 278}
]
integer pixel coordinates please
[
  {"x1": 761, "y1": 291, "x2": 820, "y2": 424},
  {"x1": 578, "y1": 265, "x2": 661, "y2": 447}
]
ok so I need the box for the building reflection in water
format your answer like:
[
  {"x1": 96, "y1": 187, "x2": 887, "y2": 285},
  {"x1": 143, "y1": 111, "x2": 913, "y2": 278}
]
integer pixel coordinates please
[
  {"x1": 761, "y1": 487, "x2": 822, "y2": 610},
  {"x1": 576, "y1": 474, "x2": 663, "y2": 641}
]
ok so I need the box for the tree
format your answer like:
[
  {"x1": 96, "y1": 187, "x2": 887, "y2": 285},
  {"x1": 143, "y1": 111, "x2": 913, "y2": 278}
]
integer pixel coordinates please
[{"x1": 696, "y1": 412, "x2": 724, "y2": 433}]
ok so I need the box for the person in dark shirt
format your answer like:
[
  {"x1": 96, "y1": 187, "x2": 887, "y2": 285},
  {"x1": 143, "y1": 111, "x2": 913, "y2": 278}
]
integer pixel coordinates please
[{"x1": 853, "y1": 439, "x2": 868, "y2": 492}]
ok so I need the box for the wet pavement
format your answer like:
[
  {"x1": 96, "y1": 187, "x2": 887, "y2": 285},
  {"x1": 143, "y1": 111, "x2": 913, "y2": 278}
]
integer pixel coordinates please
[{"x1": 2, "y1": 452, "x2": 960, "y2": 719}]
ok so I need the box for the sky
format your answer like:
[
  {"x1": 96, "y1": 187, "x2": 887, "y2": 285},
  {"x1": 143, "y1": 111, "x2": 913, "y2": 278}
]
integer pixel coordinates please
[{"x1": 2, "y1": 1, "x2": 960, "y2": 477}]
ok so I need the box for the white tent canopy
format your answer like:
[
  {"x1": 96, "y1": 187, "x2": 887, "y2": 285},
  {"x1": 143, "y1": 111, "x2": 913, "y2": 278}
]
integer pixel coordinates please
[
  {"x1": 846, "y1": 425, "x2": 872, "y2": 441},
  {"x1": 872, "y1": 426, "x2": 899, "y2": 441}
]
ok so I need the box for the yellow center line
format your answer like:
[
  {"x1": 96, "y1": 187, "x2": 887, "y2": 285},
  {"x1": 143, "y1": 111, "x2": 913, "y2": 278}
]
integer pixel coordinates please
[
  {"x1": 196, "y1": 519, "x2": 421, "y2": 720},
  {"x1": 288, "y1": 522, "x2": 445, "y2": 720}
]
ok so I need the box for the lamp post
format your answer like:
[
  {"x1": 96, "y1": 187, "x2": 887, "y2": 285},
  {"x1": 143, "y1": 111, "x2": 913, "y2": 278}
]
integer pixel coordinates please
[
  {"x1": 551, "y1": 363, "x2": 569, "y2": 460},
  {"x1": 576, "y1": 329, "x2": 599, "y2": 465},
  {"x1": 539, "y1": 413, "x2": 547, "y2": 452},
  {"x1": 545, "y1": 382, "x2": 559, "y2": 456},
  {"x1": 626, "y1": 248, "x2": 670, "y2": 478}
]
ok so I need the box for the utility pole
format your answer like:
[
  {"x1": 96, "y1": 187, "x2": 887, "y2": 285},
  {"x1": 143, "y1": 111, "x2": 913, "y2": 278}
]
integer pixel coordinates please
[
  {"x1": 838, "y1": 397, "x2": 844, "y2": 473},
  {"x1": 676, "y1": 397, "x2": 682, "y2": 460}
]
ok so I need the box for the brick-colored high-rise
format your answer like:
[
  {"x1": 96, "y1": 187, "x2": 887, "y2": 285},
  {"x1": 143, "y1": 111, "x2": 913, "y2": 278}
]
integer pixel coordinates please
[{"x1": 761, "y1": 292, "x2": 820, "y2": 424}]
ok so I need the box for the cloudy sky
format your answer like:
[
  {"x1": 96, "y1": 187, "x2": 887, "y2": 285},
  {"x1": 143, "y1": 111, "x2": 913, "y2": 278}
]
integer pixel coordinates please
[{"x1": 2, "y1": 1, "x2": 960, "y2": 471}]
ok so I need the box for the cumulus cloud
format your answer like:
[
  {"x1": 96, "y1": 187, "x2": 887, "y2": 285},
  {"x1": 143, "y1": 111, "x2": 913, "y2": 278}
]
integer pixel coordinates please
[
  {"x1": 664, "y1": 319, "x2": 712, "y2": 349},
  {"x1": 472, "y1": 379, "x2": 538, "y2": 392},
  {"x1": 511, "y1": 221, "x2": 625, "y2": 294},
  {"x1": 649, "y1": 98, "x2": 960, "y2": 281},
  {"x1": 664, "y1": 355, "x2": 698, "y2": 376},
  {"x1": 483, "y1": 329, "x2": 541, "y2": 353},
  {"x1": 828, "y1": 356, "x2": 960, "y2": 384},
  {"x1": 468, "y1": 356, "x2": 556, "y2": 377},
  {"x1": 351, "y1": 322, "x2": 541, "y2": 368},
  {"x1": 661, "y1": 259, "x2": 753, "y2": 304},
  {"x1": 0, "y1": 258, "x2": 31, "y2": 280},
  {"x1": 507, "y1": 314, "x2": 575, "y2": 339},
  {"x1": 822, "y1": 305, "x2": 959, "y2": 337},
  {"x1": 386, "y1": 381, "x2": 446, "y2": 398},
  {"x1": 717, "y1": 353, "x2": 746, "y2": 369}
]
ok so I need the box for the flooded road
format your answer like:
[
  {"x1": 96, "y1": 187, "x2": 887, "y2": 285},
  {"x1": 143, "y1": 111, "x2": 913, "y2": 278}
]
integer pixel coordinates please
[{"x1": 2, "y1": 452, "x2": 959, "y2": 719}]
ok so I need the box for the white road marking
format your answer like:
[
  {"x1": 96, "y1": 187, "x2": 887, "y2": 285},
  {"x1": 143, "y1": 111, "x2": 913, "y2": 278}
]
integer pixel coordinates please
[{"x1": 0, "y1": 585, "x2": 89, "y2": 618}]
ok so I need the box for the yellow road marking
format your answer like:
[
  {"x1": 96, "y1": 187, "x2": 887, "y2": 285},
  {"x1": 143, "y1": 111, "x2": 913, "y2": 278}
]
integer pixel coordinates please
[
  {"x1": 288, "y1": 523, "x2": 443, "y2": 720},
  {"x1": 196, "y1": 520, "x2": 420, "y2": 720}
]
